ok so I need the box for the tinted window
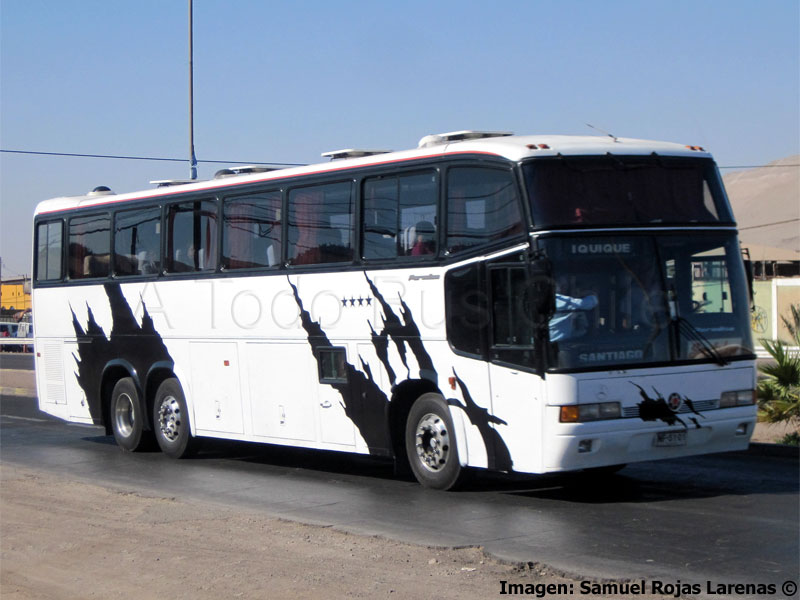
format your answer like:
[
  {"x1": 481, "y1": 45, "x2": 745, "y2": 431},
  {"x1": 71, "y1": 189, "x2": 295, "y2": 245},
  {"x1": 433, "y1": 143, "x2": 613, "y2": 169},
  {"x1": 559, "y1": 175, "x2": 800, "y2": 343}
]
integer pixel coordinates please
[
  {"x1": 524, "y1": 157, "x2": 731, "y2": 228},
  {"x1": 68, "y1": 214, "x2": 110, "y2": 279},
  {"x1": 223, "y1": 190, "x2": 282, "y2": 269},
  {"x1": 288, "y1": 182, "x2": 353, "y2": 265},
  {"x1": 445, "y1": 262, "x2": 487, "y2": 356},
  {"x1": 166, "y1": 200, "x2": 218, "y2": 273},
  {"x1": 446, "y1": 167, "x2": 523, "y2": 254},
  {"x1": 36, "y1": 221, "x2": 63, "y2": 281},
  {"x1": 490, "y1": 260, "x2": 537, "y2": 366},
  {"x1": 317, "y1": 347, "x2": 348, "y2": 383},
  {"x1": 363, "y1": 172, "x2": 438, "y2": 260},
  {"x1": 114, "y1": 206, "x2": 161, "y2": 276}
]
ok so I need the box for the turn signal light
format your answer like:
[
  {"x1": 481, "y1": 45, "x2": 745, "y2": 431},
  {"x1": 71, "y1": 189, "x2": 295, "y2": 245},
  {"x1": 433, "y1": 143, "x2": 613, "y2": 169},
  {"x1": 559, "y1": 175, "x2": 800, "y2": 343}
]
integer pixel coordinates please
[
  {"x1": 559, "y1": 402, "x2": 621, "y2": 423},
  {"x1": 560, "y1": 406, "x2": 580, "y2": 423}
]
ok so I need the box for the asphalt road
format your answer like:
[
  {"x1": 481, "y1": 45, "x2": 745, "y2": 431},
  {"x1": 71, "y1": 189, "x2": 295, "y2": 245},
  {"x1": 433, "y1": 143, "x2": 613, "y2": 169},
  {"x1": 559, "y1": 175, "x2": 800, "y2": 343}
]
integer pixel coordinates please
[
  {"x1": 1, "y1": 380, "x2": 797, "y2": 595},
  {"x1": 0, "y1": 352, "x2": 34, "y2": 370}
]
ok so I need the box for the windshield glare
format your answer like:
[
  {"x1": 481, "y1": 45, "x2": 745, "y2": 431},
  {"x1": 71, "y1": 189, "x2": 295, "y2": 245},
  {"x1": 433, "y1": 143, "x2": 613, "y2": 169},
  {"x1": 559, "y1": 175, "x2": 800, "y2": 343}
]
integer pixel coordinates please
[
  {"x1": 542, "y1": 234, "x2": 754, "y2": 370},
  {"x1": 524, "y1": 157, "x2": 733, "y2": 228}
]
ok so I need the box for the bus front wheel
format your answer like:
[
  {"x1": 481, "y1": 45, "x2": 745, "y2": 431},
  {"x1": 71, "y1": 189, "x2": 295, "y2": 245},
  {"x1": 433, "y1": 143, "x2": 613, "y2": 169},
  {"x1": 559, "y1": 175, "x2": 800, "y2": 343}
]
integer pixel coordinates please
[
  {"x1": 153, "y1": 378, "x2": 198, "y2": 458},
  {"x1": 110, "y1": 377, "x2": 153, "y2": 452},
  {"x1": 405, "y1": 393, "x2": 462, "y2": 490}
]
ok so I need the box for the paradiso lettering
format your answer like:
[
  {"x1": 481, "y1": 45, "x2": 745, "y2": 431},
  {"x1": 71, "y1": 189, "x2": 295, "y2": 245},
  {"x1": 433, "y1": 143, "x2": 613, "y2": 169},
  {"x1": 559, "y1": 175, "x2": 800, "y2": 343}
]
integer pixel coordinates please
[{"x1": 571, "y1": 242, "x2": 632, "y2": 255}]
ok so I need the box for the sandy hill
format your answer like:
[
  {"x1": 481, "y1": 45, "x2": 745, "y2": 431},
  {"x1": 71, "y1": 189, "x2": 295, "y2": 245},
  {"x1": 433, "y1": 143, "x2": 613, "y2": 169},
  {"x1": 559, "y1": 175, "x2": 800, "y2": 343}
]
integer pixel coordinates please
[{"x1": 723, "y1": 156, "x2": 799, "y2": 259}]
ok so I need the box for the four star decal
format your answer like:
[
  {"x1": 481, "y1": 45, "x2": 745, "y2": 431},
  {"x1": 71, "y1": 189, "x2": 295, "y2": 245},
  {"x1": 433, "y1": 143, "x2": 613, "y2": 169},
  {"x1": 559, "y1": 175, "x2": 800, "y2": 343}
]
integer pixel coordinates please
[{"x1": 341, "y1": 296, "x2": 372, "y2": 307}]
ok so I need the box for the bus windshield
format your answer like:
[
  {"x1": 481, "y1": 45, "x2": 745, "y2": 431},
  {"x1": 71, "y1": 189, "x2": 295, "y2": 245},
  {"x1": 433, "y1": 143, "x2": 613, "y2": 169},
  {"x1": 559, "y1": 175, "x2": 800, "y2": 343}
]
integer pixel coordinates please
[
  {"x1": 523, "y1": 156, "x2": 733, "y2": 228},
  {"x1": 541, "y1": 233, "x2": 754, "y2": 370}
]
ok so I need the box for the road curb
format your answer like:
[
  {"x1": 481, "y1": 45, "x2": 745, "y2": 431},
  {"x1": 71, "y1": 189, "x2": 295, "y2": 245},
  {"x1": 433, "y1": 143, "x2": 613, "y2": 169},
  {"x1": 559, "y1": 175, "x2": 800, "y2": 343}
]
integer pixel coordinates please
[
  {"x1": 0, "y1": 387, "x2": 37, "y2": 398},
  {"x1": 744, "y1": 442, "x2": 799, "y2": 459}
]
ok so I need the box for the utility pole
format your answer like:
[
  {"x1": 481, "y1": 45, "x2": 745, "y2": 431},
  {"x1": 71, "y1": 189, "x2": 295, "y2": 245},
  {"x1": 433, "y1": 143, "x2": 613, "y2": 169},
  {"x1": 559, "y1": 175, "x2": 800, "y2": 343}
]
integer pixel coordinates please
[{"x1": 189, "y1": 0, "x2": 197, "y2": 180}]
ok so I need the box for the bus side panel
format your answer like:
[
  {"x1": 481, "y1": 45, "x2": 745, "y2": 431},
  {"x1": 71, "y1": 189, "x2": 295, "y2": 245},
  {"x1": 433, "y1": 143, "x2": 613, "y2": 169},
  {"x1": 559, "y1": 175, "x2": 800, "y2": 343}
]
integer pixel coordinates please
[
  {"x1": 438, "y1": 352, "x2": 493, "y2": 470},
  {"x1": 245, "y1": 341, "x2": 319, "y2": 443},
  {"x1": 487, "y1": 363, "x2": 546, "y2": 474}
]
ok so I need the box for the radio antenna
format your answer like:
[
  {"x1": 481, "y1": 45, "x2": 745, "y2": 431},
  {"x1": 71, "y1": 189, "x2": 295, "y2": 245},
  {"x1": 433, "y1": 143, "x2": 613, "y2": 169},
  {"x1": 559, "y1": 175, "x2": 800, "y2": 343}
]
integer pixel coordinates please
[{"x1": 585, "y1": 123, "x2": 619, "y2": 143}]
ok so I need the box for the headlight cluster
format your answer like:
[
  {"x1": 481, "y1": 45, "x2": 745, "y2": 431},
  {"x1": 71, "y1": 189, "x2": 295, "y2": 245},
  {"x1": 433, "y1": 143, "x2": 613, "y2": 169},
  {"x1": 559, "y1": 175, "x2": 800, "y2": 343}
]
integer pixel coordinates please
[
  {"x1": 720, "y1": 389, "x2": 756, "y2": 408},
  {"x1": 559, "y1": 402, "x2": 621, "y2": 423}
]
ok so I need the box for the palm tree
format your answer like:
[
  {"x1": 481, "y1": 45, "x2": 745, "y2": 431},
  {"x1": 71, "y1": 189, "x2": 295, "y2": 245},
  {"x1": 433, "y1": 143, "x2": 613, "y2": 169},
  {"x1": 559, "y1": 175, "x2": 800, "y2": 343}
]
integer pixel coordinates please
[{"x1": 758, "y1": 304, "x2": 800, "y2": 443}]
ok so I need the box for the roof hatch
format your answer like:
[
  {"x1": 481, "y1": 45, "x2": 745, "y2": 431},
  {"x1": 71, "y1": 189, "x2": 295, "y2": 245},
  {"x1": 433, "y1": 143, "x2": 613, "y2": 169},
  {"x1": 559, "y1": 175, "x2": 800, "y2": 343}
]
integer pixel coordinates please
[
  {"x1": 321, "y1": 149, "x2": 392, "y2": 160},
  {"x1": 417, "y1": 130, "x2": 513, "y2": 148}
]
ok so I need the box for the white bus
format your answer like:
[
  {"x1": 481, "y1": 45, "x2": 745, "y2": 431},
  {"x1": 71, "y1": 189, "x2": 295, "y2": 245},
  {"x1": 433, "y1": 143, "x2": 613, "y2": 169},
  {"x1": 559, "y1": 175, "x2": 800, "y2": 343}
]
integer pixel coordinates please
[{"x1": 31, "y1": 131, "x2": 757, "y2": 489}]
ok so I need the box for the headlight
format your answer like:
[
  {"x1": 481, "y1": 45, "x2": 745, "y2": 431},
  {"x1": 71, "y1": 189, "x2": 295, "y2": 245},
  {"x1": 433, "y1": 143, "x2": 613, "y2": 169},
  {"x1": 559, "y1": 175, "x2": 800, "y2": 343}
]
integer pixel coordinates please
[
  {"x1": 560, "y1": 402, "x2": 621, "y2": 423},
  {"x1": 720, "y1": 389, "x2": 756, "y2": 408}
]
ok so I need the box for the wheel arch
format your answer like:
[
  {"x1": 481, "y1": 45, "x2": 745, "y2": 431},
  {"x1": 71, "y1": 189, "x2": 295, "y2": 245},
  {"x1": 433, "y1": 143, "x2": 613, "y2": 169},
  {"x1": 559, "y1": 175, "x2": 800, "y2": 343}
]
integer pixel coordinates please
[
  {"x1": 388, "y1": 378, "x2": 441, "y2": 465},
  {"x1": 100, "y1": 360, "x2": 140, "y2": 435}
]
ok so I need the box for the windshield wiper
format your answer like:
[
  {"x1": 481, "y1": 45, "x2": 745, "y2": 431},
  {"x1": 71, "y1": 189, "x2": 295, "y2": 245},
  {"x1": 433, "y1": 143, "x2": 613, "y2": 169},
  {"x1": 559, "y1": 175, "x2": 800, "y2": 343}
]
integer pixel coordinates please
[
  {"x1": 674, "y1": 316, "x2": 729, "y2": 366},
  {"x1": 666, "y1": 283, "x2": 728, "y2": 366}
]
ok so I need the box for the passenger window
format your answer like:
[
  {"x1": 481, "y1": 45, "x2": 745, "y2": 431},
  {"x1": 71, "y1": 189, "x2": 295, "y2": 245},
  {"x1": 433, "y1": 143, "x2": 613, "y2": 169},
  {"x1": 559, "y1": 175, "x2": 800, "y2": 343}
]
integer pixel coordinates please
[
  {"x1": 446, "y1": 167, "x2": 523, "y2": 255},
  {"x1": 68, "y1": 214, "x2": 111, "y2": 279},
  {"x1": 288, "y1": 182, "x2": 353, "y2": 265},
  {"x1": 114, "y1": 207, "x2": 162, "y2": 276},
  {"x1": 223, "y1": 190, "x2": 282, "y2": 269},
  {"x1": 36, "y1": 221, "x2": 63, "y2": 281},
  {"x1": 362, "y1": 172, "x2": 438, "y2": 260},
  {"x1": 166, "y1": 200, "x2": 218, "y2": 273}
]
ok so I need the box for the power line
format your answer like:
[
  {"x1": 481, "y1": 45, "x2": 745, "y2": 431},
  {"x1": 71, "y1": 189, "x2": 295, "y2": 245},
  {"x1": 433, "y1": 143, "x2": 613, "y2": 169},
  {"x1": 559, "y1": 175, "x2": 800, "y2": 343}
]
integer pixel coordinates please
[
  {"x1": 738, "y1": 218, "x2": 800, "y2": 231},
  {"x1": 719, "y1": 165, "x2": 799, "y2": 169},
  {"x1": 0, "y1": 149, "x2": 305, "y2": 167},
  {"x1": 1, "y1": 148, "x2": 797, "y2": 171}
]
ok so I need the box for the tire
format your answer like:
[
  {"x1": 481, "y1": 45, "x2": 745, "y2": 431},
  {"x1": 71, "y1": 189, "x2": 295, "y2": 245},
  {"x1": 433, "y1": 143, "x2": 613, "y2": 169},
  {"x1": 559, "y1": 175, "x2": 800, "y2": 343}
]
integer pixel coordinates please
[
  {"x1": 110, "y1": 377, "x2": 153, "y2": 452},
  {"x1": 405, "y1": 393, "x2": 462, "y2": 490},
  {"x1": 153, "y1": 378, "x2": 198, "y2": 458}
]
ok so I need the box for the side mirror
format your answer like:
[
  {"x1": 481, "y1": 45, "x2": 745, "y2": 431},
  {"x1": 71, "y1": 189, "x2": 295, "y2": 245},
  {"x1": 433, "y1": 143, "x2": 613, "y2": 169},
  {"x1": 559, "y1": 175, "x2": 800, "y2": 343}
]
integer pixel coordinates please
[
  {"x1": 743, "y1": 259, "x2": 754, "y2": 306},
  {"x1": 741, "y1": 246, "x2": 754, "y2": 307}
]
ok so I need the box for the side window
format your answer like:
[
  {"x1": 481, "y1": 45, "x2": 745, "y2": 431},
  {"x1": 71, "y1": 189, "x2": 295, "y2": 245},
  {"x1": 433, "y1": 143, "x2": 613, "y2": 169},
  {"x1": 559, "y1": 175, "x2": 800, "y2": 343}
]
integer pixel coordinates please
[
  {"x1": 68, "y1": 214, "x2": 110, "y2": 279},
  {"x1": 166, "y1": 200, "x2": 218, "y2": 273},
  {"x1": 446, "y1": 167, "x2": 523, "y2": 255},
  {"x1": 489, "y1": 255, "x2": 536, "y2": 367},
  {"x1": 114, "y1": 206, "x2": 161, "y2": 276},
  {"x1": 288, "y1": 182, "x2": 353, "y2": 266},
  {"x1": 445, "y1": 262, "x2": 487, "y2": 357},
  {"x1": 363, "y1": 172, "x2": 438, "y2": 260},
  {"x1": 317, "y1": 347, "x2": 348, "y2": 383},
  {"x1": 35, "y1": 220, "x2": 63, "y2": 281},
  {"x1": 223, "y1": 190, "x2": 282, "y2": 269}
]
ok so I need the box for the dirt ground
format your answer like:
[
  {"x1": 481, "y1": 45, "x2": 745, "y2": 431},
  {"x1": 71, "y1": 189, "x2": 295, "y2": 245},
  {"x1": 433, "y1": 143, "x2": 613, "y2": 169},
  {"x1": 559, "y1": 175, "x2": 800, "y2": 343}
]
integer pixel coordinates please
[{"x1": 0, "y1": 464, "x2": 682, "y2": 600}]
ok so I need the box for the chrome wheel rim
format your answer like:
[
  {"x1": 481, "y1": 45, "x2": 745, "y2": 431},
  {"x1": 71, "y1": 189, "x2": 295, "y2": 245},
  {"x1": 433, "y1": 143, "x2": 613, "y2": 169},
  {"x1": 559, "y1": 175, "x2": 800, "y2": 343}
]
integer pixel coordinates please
[
  {"x1": 414, "y1": 413, "x2": 450, "y2": 472},
  {"x1": 114, "y1": 393, "x2": 135, "y2": 438},
  {"x1": 157, "y1": 395, "x2": 182, "y2": 442}
]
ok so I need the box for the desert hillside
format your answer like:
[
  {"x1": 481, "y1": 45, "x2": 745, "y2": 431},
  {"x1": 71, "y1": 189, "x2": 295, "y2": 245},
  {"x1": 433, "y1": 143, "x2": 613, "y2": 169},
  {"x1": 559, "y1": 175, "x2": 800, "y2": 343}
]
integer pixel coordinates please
[{"x1": 723, "y1": 156, "x2": 799, "y2": 257}]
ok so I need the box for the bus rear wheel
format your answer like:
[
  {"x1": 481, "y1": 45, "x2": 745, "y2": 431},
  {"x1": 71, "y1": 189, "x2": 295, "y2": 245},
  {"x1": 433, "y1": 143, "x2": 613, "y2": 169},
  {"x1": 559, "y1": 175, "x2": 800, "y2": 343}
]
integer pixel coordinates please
[
  {"x1": 405, "y1": 393, "x2": 462, "y2": 490},
  {"x1": 153, "y1": 378, "x2": 198, "y2": 458},
  {"x1": 110, "y1": 377, "x2": 153, "y2": 452}
]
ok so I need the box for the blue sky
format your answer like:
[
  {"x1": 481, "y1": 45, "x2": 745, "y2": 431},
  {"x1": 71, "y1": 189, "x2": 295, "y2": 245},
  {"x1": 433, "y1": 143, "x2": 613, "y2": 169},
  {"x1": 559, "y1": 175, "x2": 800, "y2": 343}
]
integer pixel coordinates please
[{"x1": 1, "y1": 0, "x2": 798, "y2": 277}]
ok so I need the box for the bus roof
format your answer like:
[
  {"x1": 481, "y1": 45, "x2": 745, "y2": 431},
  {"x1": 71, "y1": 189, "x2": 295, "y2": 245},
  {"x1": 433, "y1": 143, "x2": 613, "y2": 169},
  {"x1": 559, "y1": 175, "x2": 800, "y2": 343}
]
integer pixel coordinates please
[{"x1": 34, "y1": 133, "x2": 712, "y2": 216}]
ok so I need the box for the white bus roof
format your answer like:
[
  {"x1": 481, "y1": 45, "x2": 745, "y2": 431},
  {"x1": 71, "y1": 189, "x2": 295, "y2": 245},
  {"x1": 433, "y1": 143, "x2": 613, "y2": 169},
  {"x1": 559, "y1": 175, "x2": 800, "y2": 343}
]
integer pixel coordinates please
[{"x1": 34, "y1": 133, "x2": 712, "y2": 216}]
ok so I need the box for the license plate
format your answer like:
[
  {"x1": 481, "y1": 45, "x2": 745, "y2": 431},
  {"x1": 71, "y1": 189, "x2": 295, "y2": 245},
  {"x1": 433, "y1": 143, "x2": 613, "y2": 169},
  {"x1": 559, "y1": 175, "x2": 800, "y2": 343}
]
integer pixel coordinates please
[{"x1": 654, "y1": 430, "x2": 687, "y2": 447}]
